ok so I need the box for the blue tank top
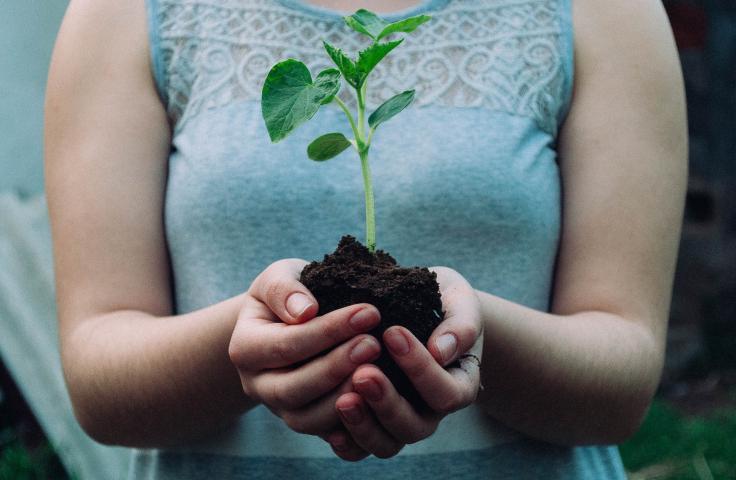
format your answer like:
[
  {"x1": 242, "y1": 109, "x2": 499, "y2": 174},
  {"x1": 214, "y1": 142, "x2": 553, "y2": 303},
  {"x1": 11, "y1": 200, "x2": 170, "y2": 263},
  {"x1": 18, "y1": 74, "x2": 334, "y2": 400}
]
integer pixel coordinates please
[{"x1": 133, "y1": 0, "x2": 628, "y2": 478}]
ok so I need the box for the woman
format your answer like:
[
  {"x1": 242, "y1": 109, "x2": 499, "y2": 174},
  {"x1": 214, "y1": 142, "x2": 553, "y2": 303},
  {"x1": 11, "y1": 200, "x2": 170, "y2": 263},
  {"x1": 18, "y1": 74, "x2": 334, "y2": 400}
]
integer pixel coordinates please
[{"x1": 45, "y1": 0, "x2": 686, "y2": 478}]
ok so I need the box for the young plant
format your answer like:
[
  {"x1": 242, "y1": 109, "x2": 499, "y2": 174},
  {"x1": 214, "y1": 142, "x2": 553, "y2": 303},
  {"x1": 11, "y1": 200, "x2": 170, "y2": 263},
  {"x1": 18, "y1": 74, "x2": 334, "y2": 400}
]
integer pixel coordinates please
[{"x1": 261, "y1": 9, "x2": 431, "y2": 253}]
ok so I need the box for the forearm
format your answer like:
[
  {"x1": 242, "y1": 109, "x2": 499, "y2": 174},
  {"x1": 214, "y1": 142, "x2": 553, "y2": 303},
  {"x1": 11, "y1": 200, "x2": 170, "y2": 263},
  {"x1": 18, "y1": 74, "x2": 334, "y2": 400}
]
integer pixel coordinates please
[
  {"x1": 475, "y1": 290, "x2": 663, "y2": 446},
  {"x1": 61, "y1": 293, "x2": 255, "y2": 448}
]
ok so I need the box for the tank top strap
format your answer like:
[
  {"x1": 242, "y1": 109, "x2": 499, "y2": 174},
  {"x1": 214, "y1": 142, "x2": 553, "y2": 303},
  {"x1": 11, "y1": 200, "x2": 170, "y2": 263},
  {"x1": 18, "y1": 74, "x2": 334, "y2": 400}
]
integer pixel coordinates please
[{"x1": 145, "y1": 0, "x2": 169, "y2": 107}]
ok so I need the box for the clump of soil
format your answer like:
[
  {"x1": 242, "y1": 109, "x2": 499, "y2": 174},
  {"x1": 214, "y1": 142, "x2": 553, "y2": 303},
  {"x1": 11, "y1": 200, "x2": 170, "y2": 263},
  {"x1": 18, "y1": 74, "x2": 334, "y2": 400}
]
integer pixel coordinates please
[{"x1": 300, "y1": 235, "x2": 444, "y2": 408}]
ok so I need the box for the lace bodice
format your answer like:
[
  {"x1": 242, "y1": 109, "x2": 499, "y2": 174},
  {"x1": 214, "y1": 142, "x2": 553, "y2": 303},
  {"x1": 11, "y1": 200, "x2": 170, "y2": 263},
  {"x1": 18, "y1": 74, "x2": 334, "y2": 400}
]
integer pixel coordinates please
[{"x1": 150, "y1": 0, "x2": 572, "y2": 136}]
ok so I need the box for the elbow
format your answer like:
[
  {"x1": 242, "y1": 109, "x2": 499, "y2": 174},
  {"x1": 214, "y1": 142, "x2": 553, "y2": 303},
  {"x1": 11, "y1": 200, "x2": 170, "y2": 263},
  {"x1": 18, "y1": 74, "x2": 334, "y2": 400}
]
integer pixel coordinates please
[
  {"x1": 607, "y1": 379, "x2": 659, "y2": 445},
  {"x1": 580, "y1": 362, "x2": 661, "y2": 445},
  {"x1": 548, "y1": 388, "x2": 655, "y2": 447},
  {"x1": 590, "y1": 320, "x2": 663, "y2": 445},
  {"x1": 62, "y1": 349, "x2": 134, "y2": 446},
  {"x1": 71, "y1": 399, "x2": 120, "y2": 447},
  {"x1": 64, "y1": 369, "x2": 128, "y2": 446},
  {"x1": 589, "y1": 397, "x2": 652, "y2": 445},
  {"x1": 69, "y1": 388, "x2": 162, "y2": 448}
]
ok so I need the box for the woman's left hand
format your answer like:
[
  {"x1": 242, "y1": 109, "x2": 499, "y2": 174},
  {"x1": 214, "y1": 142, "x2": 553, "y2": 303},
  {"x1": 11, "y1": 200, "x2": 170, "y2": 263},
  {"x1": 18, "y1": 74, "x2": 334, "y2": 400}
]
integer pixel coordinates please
[{"x1": 324, "y1": 266, "x2": 484, "y2": 460}]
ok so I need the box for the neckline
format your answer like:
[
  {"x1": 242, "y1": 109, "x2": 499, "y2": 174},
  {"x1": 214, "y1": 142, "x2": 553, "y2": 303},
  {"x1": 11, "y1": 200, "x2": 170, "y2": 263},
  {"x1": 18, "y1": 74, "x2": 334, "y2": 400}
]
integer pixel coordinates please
[{"x1": 276, "y1": 0, "x2": 449, "y2": 22}]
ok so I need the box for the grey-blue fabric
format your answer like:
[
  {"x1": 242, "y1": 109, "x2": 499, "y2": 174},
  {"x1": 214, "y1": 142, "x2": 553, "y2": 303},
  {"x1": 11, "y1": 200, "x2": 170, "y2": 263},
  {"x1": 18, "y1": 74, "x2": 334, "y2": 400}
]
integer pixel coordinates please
[{"x1": 134, "y1": 0, "x2": 629, "y2": 478}]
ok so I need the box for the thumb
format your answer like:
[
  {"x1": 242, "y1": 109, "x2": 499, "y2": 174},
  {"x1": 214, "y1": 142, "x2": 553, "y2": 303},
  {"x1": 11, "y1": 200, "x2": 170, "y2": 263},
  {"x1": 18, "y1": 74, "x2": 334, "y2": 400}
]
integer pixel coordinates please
[
  {"x1": 250, "y1": 259, "x2": 319, "y2": 324},
  {"x1": 427, "y1": 267, "x2": 482, "y2": 366}
]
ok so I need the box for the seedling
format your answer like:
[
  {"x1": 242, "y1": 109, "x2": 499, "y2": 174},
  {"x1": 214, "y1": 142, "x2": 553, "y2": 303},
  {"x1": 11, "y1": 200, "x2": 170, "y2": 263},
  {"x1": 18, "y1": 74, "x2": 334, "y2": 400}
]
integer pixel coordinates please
[{"x1": 261, "y1": 9, "x2": 431, "y2": 253}]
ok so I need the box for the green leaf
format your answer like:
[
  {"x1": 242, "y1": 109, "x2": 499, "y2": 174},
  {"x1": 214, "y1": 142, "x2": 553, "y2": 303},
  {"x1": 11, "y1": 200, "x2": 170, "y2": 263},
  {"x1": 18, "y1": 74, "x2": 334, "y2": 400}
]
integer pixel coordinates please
[
  {"x1": 345, "y1": 10, "x2": 431, "y2": 41},
  {"x1": 261, "y1": 60, "x2": 341, "y2": 142},
  {"x1": 356, "y1": 40, "x2": 403, "y2": 83},
  {"x1": 368, "y1": 90, "x2": 415, "y2": 129},
  {"x1": 345, "y1": 9, "x2": 388, "y2": 39},
  {"x1": 317, "y1": 68, "x2": 341, "y2": 105},
  {"x1": 376, "y1": 14, "x2": 431, "y2": 41},
  {"x1": 307, "y1": 133, "x2": 352, "y2": 161},
  {"x1": 323, "y1": 41, "x2": 359, "y2": 88}
]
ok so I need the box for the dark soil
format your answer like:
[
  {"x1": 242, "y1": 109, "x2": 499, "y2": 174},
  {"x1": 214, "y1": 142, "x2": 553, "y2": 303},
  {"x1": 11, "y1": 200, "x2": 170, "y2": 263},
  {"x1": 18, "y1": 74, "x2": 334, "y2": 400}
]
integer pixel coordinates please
[{"x1": 300, "y1": 235, "x2": 444, "y2": 409}]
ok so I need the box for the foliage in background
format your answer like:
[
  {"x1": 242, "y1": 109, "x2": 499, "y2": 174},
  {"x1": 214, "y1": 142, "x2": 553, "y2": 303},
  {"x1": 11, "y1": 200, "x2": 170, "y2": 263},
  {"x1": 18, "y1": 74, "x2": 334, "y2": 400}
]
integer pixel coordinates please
[
  {"x1": 0, "y1": 436, "x2": 70, "y2": 480},
  {"x1": 621, "y1": 399, "x2": 736, "y2": 480},
  {"x1": 0, "y1": 371, "x2": 70, "y2": 480}
]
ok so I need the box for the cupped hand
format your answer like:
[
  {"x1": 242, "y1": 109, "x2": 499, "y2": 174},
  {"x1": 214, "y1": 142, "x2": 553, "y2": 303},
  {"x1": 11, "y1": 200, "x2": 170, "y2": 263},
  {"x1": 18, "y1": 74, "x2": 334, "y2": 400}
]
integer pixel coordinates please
[
  {"x1": 326, "y1": 266, "x2": 484, "y2": 461},
  {"x1": 228, "y1": 259, "x2": 383, "y2": 441}
]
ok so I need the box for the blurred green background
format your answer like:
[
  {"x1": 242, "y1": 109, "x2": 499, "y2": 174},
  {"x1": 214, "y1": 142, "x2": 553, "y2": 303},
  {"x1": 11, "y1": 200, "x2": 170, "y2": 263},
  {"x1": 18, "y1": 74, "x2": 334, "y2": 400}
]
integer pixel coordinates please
[{"x1": 1, "y1": 0, "x2": 735, "y2": 478}]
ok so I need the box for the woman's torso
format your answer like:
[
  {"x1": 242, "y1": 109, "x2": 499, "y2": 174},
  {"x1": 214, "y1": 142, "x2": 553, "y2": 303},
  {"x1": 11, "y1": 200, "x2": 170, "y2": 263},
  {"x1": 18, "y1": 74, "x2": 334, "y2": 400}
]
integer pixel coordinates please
[{"x1": 131, "y1": 0, "x2": 627, "y2": 477}]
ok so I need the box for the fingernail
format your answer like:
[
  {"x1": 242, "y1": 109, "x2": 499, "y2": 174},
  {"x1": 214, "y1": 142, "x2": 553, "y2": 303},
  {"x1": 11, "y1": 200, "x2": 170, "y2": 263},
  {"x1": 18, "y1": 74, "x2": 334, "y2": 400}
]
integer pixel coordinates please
[
  {"x1": 349, "y1": 338, "x2": 379, "y2": 364},
  {"x1": 338, "y1": 405, "x2": 363, "y2": 425},
  {"x1": 385, "y1": 329, "x2": 410, "y2": 356},
  {"x1": 436, "y1": 333, "x2": 458, "y2": 364},
  {"x1": 350, "y1": 307, "x2": 379, "y2": 331},
  {"x1": 355, "y1": 379, "x2": 382, "y2": 402},
  {"x1": 286, "y1": 293, "x2": 313, "y2": 318}
]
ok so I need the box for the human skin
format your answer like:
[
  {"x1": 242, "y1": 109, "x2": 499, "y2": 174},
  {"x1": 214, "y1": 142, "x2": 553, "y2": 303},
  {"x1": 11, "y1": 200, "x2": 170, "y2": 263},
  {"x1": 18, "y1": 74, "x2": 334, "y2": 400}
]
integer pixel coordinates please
[{"x1": 45, "y1": 0, "x2": 686, "y2": 458}]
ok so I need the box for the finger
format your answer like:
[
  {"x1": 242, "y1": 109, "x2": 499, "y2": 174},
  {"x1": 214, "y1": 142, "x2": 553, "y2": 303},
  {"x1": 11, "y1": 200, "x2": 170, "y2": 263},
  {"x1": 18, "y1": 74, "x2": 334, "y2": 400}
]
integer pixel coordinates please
[
  {"x1": 384, "y1": 327, "x2": 479, "y2": 415},
  {"x1": 323, "y1": 430, "x2": 370, "y2": 462},
  {"x1": 352, "y1": 365, "x2": 440, "y2": 444},
  {"x1": 252, "y1": 334, "x2": 381, "y2": 410},
  {"x1": 250, "y1": 259, "x2": 319, "y2": 324},
  {"x1": 428, "y1": 267, "x2": 482, "y2": 366},
  {"x1": 335, "y1": 393, "x2": 404, "y2": 459},
  {"x1": 230, "y1": 303, "x2": 380, "y2": 370},
  {"x1": 279, "y1": 378, "x2": 355, "y2": 436}
]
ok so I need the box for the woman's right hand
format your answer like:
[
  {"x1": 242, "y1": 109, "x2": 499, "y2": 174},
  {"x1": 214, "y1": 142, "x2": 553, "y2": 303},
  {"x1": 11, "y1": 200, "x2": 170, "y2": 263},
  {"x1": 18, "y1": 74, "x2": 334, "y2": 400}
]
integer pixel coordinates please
[{"x1": 228, "y1": 259, "x2": 382, "y2": 440}]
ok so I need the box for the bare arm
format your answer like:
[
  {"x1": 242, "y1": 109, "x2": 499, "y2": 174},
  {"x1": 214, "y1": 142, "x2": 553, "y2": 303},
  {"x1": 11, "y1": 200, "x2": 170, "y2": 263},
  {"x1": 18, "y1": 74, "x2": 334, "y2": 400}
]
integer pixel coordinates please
[
  {"x1": 475, "y1": 0, "x2": 687, "y2": 445},
  {"x1": 46, "y1": 0, "x2": 381, "y2": 448},
  {"x1": 318, "y1": 0, "x2": 686, "y2": 457},
  {"x1": 45, "y1": 0, "x2": 252, "y2": 447}
]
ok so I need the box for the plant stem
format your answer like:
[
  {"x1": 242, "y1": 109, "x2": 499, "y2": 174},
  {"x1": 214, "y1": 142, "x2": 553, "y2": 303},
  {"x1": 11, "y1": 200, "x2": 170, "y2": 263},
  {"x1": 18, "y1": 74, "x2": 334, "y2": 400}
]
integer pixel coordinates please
[
  {"x1": 366, "y1": 127, "x2": 375, "y2": 145},
  {"x1": 357, "y1": 81, "x2": 367, "y2": 145},
  {"x1": 359, "y1": 147, "x2": 376, "y2": 252},
  {"x1": 355, "y1": 79, "x2": 375, "y2": 252},
  {"x1": 333, "y1": 96, "x2": 360, "y2": 145}
]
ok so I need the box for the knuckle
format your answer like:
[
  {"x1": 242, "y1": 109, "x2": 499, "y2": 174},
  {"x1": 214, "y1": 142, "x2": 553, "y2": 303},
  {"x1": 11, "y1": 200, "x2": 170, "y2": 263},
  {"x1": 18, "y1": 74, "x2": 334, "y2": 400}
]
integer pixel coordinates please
[
  {"x1": 396, "y1": 424, "x2": 424, "y2": 445},
  {"x1": 320, "y1": 315, "x2": 348, "y2": 345},
  {"x1": 268, "y1": 382, "x2": 299, "y2": 411},
  {"x1": 396, "y1": 431, "x2": 420, "y2": 445},
  {"x1": 403, "y1": 356, "x2": 431, "y2": 381},
  {"x1": 384, "y1": 415, "x2": 437, "y2": 445},
  {"x1": 434, "y1": 391, "x2": 465, "y2": 415},
  {"x1": 411, "y1": 422, "x2": 439, "y2": 444},
  {"x1": 281, "y1": 411, "x2": 312, "y2": 435},
  {"x1": 227, "y1": 339, "x2": 242, "y2": 366},
  {"x1": 228, "y1": 337, "x2": 250, "y2": 369},
  {"x1": 372, "y1": 402, "x2": 400, "y2": 424},
  {"x1": 265, "y1": 279, "x2": 290, "y2": 305},
  {"x1": 271, "y1": 338, "x2": 299, "y2": 365},
  {"x1": 373, "y1": 443, "x2": 403, "y2": 459},
  {"x1": 456, "y1": 324, "x2": 478, "y2": 346},
  {"x1": 325, "y1": 358, "x2": 349, "y2": 385},
  {"x1": 240, "y1": 377, "x2": 259, "y2": 401}
]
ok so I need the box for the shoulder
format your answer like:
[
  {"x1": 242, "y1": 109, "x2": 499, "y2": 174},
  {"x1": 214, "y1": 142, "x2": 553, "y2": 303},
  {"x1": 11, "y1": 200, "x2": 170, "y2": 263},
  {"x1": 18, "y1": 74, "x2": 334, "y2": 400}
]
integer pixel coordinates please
[
  {"x1": 571, "y1": 0, "x2": 682, "y2": 89},
  {"x1": 50, "y1": 0, "x2": 151, "y2": 85},
  {"x1": 563, "y1": 0, "x2": 685, "y2": 150}
]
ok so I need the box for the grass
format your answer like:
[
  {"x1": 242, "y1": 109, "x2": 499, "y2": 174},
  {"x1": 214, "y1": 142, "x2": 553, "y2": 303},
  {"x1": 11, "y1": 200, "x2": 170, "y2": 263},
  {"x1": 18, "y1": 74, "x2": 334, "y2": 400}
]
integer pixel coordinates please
[
  {"x1": 0, "y1": 434, "x2": 69, "y2": 480},
  {"x1": 620, "y1": 399, "x2": 736, "y2": 480},
  {"x1": 0, "y1": 363, "x2": 71, "y2": 480}
]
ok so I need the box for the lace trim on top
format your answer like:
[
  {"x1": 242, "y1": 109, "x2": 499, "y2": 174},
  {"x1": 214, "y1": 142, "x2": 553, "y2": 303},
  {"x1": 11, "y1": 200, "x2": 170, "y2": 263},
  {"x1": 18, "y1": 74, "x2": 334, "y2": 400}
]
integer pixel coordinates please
[{"x1": 151, "y1": 0, "x2": 572, "y2": 136}]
